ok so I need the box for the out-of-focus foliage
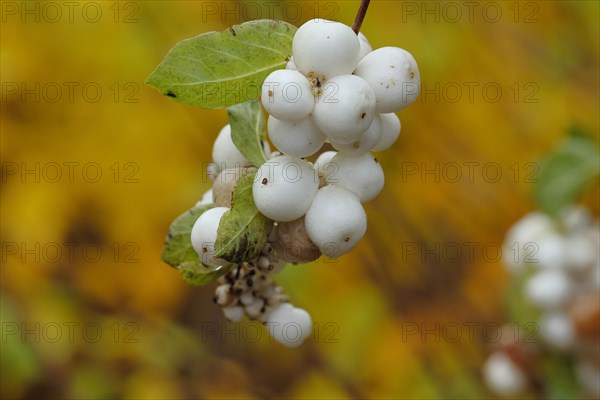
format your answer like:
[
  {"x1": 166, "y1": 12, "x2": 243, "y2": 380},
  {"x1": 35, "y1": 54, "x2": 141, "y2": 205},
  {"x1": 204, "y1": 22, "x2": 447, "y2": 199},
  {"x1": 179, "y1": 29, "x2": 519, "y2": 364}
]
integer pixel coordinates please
[
  {"x1": 533, "y1": 132, "x2": 600, "y2": 216},
  {"x1": 1, "y1": 1, "x2": 598, "y2": 399}
]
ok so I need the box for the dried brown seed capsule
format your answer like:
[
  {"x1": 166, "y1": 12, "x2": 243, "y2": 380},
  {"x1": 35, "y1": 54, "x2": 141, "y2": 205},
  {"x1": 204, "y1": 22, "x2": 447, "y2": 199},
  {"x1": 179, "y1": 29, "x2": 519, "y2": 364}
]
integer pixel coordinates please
[
  {"x1": 276, "y1": 217, "x2": 321, "y2": 264},
  {"x1": 212, "y1": 167, "x2": 255, "y2": 208}
]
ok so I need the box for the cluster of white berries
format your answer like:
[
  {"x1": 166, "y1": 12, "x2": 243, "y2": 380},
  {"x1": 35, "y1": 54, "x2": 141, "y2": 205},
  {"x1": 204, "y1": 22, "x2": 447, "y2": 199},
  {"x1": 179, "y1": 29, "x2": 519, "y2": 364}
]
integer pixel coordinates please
[
  {"x1": 483, "y1": 206, "x2": 600, "y2": 397},
  {"x1": 190, "y1": 202, "x2": 313, "y2": 347},
  {"x1": 191, "y1": 18, "x2": 420, "y2": 348},
  {"x1": 256, "y1": 18, "x2": 419, "y2": 258}
]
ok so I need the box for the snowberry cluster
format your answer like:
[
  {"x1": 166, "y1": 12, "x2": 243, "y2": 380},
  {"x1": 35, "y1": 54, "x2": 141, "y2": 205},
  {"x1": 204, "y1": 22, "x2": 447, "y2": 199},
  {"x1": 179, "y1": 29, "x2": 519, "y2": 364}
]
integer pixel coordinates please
[
  {"x1": 213, "y1": 251, "x2": 311, "y2": 349},
  {"x1": 483, "y1": 206, "x2": 600, "y2": 397},
  {"x1": 192, "y1": 18, "x2": 420, "y2": 347},
  {"x1": 190, "y1": 199, "x2": 313, "y2": 347},
  {"x1": 256, "y1": 18, "x2": 419, "y2": 258}
]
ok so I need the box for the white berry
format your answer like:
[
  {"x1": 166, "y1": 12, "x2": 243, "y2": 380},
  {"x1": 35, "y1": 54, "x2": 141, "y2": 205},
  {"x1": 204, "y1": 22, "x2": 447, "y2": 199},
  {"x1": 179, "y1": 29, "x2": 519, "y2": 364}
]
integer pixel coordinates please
[
  {"x1": 372, "y1": 113, "x2": 401, "y2": 151},
  {"x1": 326, "y1": 152, "x2": 384, "y2": 203},
  {"x1": 286, "y1": 56, "x2": 297, "y2": 71},
  {"x1": 564, "y1": 233, "x2": 597, "y2": 271},
  {"x1": 261, "y1": 69, "x2": 314, "y2": 121},
  {"x1": 538, "y1": 312, "x2": 575, "y2": 351},
  {"x1": 354, "y1": 47, "x2": 421, "y2": 112},
  {"x1": 314, "y1": 151, "x2": 338, "y2": 179},
  {"x1": 357, "y1": 31, "x2": 373, "y2": 60},
  {"x1": 292, "y1": 19, "x2": 360, "y2": 81},
  {"x1": 195, "y1": 188, "x2": 213, "y2": 207},
  {"x1": 503, "y1": 212, "x2": 556, "y2": 273},
  {"x1": 332, "y1": 113, "x2": 382, "y2": 155},
  {"x1": 313, "y1": 75, "x2": 376, "y2": 143},
  {"x1": 534, "y1": 233, "x2": 566, "y2": 270},
  {"x1": 483, "y1": 352, "x2": 527, "y2": 396},
  {"x1": 267, "y1": 115, "x2": 326, "y2": 158},
  {"x1": 267, "y1": 303, "x2": 312, "y2": 348},
  {"x1": 524, "y1": 270, "x2": 572, "y2": 309},
  {"x1": 190, "y1": 207, "x2": 231, "y2": 268},
  {"x1": 253, "y1": 155, "x2": 319, "y2": 222},
  {"x1": 305, "y1": 185, "x2": 367, "y2": 258},
  {"x1": 576, "y1": 360, "x2": 600, "y2": 398},
  {"x1": 212, "y1": 124, "x2": 250, "y2": 171},
  {"x1": 222, "y1": 305, "x2": 245, "y2": 322}
]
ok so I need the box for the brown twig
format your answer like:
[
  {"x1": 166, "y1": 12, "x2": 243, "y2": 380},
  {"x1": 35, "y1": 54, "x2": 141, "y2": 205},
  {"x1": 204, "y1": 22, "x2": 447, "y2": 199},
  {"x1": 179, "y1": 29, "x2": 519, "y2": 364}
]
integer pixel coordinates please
[{"x1": 352, "y1": 0, "x2": 372, "y2": 35}]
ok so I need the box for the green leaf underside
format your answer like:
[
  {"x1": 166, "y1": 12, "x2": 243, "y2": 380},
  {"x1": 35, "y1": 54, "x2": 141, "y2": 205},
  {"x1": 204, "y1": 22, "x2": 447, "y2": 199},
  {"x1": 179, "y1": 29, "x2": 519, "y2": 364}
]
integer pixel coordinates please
[
  {"x1": 161, "y1": 205, "x2": 232, "y2": 286},
  {"x1": 228, "y1": 100, "x2": 267, "y2": 166},
  {"x1": 214, "y1": 172, "x2": 273, "y2": 262},
  {"x1": 145, "y1": 20, "x2": 297, "y2": 109},
  {"x1": 533, "y1": 134, "x2": 600, "y2": 216}
]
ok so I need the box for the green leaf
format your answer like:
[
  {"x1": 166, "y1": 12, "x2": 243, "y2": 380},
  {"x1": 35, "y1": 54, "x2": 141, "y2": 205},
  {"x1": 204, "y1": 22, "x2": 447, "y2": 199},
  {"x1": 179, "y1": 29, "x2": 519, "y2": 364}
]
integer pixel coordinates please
[
  {"x1": 214, "y1": 172, "x2": 273, "y2": 263},
  {"x1": 533, "y1": 134, "x2": 600, "y2": 216},
  {"x1": 228, "y1": 100, "x2": 267, "y2": 166},
  {"x1": 539, "y1": 353, "x2": 582, "y2": 400},
  {"x1": 506, "y1": 267, "x2": 539, "y2": 328},
  {"x1": 161, "y1": 205, "x2": 213, "y2": 268},
  {"x1": 145, "y1": 20, "x2": 297, "y2": 109},
  {"x1": 161, "y1": 205, "x2": 232, "y2": 286},
  {"x1": 178, "y1": 261, "x2": 230, "y2": 287}
]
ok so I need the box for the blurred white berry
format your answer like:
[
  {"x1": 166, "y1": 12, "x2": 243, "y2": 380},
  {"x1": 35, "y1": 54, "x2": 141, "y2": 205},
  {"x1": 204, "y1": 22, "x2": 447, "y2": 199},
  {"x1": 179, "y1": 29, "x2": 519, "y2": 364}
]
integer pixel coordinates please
[
  {"x1": 560, "y1": 205, "x2": 591, "y2": 233},
  {"x1": 190, "y1": 207, "x2": 231, "y2": 268},
  {"x1": 239, "y1": 291, "x2": 254, "y2": 306},
  {"x1": 483, "y1": 352, "x2": 527, "y2": 396},
  {"x1": 564, "y1": 233, "x2": 597, "y2": 271},
  {"x1": 212, "y1": 124, "x2": 250, "y2": 171},
  {"x1": 524, "y1": 270, "x2": 572, "y2": 309},
  {"x1": 305, "y1": 185, "x2": 367, "y2": 258},
  {"x1": 266, "y1": 303, "x2": 312, "y2": 348},
  {"x1": 355, "y1": 47, "x2": 421, "y2": 113},
  {"x1": 313, "y1": 75, "x2": 376, "y2": 143},
  {"x1": 214, "y1": 284, "x2": 233, "y2": 306},
  {"x1": 534, "y1": 233, "x2": 567, "y2": 270},
  {"x1": 252, "y1": 155, "x2": 319, "y2": 222},
  {"x1": 222, "y1": 305, "x2": 245, "y2": 322},
  {"x1": 245, "y1": 298, "x2": 265, "y2": 319},
  {"x1": 326, "y1": 152, "x2": 384, "y2": 203},
  {"x1": 267, "y1": 115, "x2": 326, "y2": 158},
  {"x1": 261, "y1": 69, "x2": 314, "y2": 121},
  {"x1": 292, "y1": 19, "x2": 361, "y2": 80},
  {"x1": 539, "y1": 312, "x2": 575, "y2": 350},
  {"x1": 195, "y1": 189, "x2": 213, "y2": 207},
  {"x1": 576, "y1": 359, "x2": 600, "y2": 398},
  {"x1": 503, "y1": 212, "x2": 556, "y2": 273},
  {"x1": 506, "y1": 212, "x2": 556, "y2": 244},
  {"x1": 372, "y1": 113, "x2": 401, "y2": 152},
  {"x1": 331, "y1": 114, "x2": 382, "y2": 156}
]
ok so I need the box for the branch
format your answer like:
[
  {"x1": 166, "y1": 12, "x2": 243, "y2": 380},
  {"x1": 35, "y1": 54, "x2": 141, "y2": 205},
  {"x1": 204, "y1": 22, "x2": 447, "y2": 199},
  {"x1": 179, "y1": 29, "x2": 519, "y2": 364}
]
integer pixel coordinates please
[{"x1": 352, "y1": 0, "x2": 372, "y2": 35}]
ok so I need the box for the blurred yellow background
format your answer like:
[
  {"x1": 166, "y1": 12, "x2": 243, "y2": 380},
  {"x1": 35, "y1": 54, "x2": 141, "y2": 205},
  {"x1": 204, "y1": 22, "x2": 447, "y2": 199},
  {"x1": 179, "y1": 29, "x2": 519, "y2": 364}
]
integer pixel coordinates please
[{"x1": 1, "y1": 1, "x2": 598, "y2": 399}]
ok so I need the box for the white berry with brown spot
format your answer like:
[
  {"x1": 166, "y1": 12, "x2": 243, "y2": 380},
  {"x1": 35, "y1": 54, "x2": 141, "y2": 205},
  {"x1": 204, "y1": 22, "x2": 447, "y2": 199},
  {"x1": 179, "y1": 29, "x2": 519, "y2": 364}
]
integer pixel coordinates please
[
  {"x1": 355, "y1": 47, "x2": 421, "y2": 113},
  {"x1": 267, "y1": 115, "x2": 326, "y2": 158},
  {"x1": 292, "y1": 19, "x2": 361, "y2": 81},
  {"x1": 252, "y1": 155, "x2": 319, "y2": 222},
  {"x1": 190, "y1": 207, "x2": 231, "y2": 268},
  {"x1": 305, "y1": 185, "x2": 367, "y2": 258},
  {"x1": 326, "y1": 152, "x2": 384, "y2": 203},
  {"x1": 312, "y1": 74, "x2": 376, "y2": 143},
  {"x1": 261, "y1": 69, "x2": 314, "y2": 121}
]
